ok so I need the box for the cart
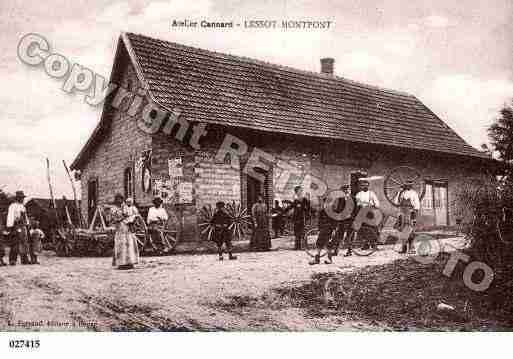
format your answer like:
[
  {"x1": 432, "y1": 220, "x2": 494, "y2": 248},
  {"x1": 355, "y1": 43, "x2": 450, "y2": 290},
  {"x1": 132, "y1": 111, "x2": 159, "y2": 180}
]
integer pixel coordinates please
[{"x1": 53, "y1": 206, "x2": 178, "y2": 257}]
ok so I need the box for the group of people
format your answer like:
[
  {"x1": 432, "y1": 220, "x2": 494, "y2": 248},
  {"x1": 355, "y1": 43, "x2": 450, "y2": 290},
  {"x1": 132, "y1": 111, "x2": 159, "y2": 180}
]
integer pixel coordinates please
[
  {"x1": 210, "y1": 186, "x2": 312, "y2": 261},
  {"x1": 1, "y1": 177, "x2": 421, "y2": 268},
  {"x1": 309, "y1": 178, "x2": 420, "y2": 265},
  {"x1": 0, "y1": 191, "x2": 45, "y2": 266},
  {"x1": 109, "y1": 194, "x2": 170, "y2": 270}
]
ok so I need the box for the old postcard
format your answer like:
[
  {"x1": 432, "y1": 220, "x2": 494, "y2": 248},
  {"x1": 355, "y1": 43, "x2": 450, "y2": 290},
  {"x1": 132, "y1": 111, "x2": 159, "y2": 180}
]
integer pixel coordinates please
[{"x1": 1, "y1": 0, "x2": 513, "y2": 355}]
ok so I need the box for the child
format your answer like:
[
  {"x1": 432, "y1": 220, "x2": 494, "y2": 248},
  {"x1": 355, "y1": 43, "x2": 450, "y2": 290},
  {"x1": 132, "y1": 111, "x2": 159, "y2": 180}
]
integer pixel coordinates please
[
  {"x1": 211, "y1": 201, "x2": 237, "y2": 261},
  {"x1": 29, "y1": 220, "x2": 44, "y2": 264}
]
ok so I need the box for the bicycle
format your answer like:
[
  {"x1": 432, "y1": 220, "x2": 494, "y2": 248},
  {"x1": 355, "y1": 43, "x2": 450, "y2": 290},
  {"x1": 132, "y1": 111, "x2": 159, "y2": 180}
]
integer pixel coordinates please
[
  {"x1": 304, "y1": 212, "x2": 417, "y2": 258},
  {"x1": 304, "y1": 223, "x2": 379, "y2": 258}
]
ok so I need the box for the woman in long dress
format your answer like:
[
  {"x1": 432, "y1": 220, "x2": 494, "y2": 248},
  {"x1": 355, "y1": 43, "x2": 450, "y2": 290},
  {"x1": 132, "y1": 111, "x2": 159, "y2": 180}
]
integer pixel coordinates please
[
  {"x1": 251, "y1": 196, "x2": 271, "y2": 251},
  {"x1": 111, "y1": 194, "x2": 140, "y2": 270}
]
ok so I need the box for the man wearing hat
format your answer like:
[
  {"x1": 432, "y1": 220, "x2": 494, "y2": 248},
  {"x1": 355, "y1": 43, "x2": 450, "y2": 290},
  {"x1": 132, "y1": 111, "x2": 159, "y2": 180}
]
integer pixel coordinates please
[
  {"x1": 355, "y1": 179, "x2": 380, "y2": 208},
  {"x1": 396, "y1": 180, "x2": 420, "y2": 253},
  {"x1": 6, "y1": 190, "x2": 30, "y2": 265},
  {"x1": 147, "y1": 197, "x2": 169, "y2": 253},
  {"x1": 354, "y1": 179, "x2": 380, "y2": 250},
  {"x1": 292, "y1": 185, "x2": 309, "y2": 250}
]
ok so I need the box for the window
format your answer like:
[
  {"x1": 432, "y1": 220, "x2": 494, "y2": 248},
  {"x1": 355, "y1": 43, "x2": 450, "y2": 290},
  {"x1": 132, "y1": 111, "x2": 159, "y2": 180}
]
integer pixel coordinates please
[
  {"x1": 422, "y1": 183, "x2": 433, "y2": 210},
  {"x1": 124, "y1": 167, "x2": 134, "y2": 199}
]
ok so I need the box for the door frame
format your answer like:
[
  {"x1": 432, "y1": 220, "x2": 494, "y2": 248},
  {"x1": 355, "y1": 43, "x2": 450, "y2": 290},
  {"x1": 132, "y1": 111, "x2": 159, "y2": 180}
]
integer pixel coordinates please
[{"x1": 87, "y1": 177, "x2": 99, "y2": 225}]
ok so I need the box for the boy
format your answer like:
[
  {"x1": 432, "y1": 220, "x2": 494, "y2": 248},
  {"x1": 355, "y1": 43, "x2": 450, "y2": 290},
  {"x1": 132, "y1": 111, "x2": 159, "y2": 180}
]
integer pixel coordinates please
[{"x1": 211, "y1": 201, "x2": 237, "y2": 261}]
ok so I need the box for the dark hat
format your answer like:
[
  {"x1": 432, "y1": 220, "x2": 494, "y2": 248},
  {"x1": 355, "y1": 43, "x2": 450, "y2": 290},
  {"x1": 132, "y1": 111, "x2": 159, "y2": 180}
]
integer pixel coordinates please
[
  {"x1": 15, "y1": 190, "x2": 26, "y2": 198},
  {"x1": 294, "y1": 185, "x2": 302, "y2": 192},
  {"x1": 341, "y1": 184, "x2": 350, "y2": 189},
  {"x1": 153, "y1": 197, "x2": 163, "y2": 205},
  {"x1": 216, "y1": 201, "x2": 225, "y2": 208}
]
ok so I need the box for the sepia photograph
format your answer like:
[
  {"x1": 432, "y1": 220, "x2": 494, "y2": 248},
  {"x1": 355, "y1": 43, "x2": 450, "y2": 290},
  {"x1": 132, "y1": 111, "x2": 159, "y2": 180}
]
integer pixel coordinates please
[{"x1": 1, "y1": 0, "x2": 513, "y2": 353}]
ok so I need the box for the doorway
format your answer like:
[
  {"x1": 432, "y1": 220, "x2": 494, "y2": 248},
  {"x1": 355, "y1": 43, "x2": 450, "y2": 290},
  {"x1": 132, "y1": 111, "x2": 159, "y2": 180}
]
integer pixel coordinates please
[
  {"x1": 246, "y1": 168, "x2": 269, "y2": 212},
  {"x1": 87, "y1": 179, "x2": 98, "y2": 225}
]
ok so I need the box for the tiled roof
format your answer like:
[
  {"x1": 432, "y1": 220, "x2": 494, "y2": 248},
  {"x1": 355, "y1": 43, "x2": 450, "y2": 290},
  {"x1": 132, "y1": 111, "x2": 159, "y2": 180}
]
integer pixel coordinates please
[
  {"x1": 72, "y1": 32, "x2": 488, "y2": 169},
  {"x1": 124, "y1": 32, "x2": 486, "y2": 158}
]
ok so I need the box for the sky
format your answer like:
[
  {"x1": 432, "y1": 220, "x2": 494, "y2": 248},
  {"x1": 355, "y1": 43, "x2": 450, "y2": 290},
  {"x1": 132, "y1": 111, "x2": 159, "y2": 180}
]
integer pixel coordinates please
[{"x1": 0, "y1": 0, "x2": 512, "y2": 198}]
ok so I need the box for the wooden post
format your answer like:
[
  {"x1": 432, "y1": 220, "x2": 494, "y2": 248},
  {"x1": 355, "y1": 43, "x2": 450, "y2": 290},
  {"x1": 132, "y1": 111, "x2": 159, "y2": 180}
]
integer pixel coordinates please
[
  {"x1": 46, "y1": 158, "x2": 60, "y2": 228},
  {"x1": 63, "y1": 160, "x2": 84, "y2": 228}
]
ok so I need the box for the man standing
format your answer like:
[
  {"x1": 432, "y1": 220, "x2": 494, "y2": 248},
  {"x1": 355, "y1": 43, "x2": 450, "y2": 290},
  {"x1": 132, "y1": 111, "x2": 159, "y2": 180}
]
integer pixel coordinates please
[
  {"x1": 354, "y1": 179, "x2": 380, "y2": 250},
  {"x1": 397, "y1": 180, "x2": 420, "y2": 253},
  {"x1": 6, "y1": 191, "x2": 30, "y2": 265},
  {"x1": 292, "y1": 186, "x2": 309, "y2": 250},
  {"x1": 355, "y1": 179, "x2": 380, "y2": 208},
  {"x1": 271, "y1": 200, "x2": 283, "y2": 239},
  {"x1": 331, "y1": 184, "x2": 355, "y2": 257},
  {"x1": 309, "y1": 196, "x2": 336, "y2": 265}
]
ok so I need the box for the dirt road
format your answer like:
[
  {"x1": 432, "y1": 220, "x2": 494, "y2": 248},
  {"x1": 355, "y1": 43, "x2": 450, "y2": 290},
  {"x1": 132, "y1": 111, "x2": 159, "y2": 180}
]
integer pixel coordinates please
[{"x1": 0, "y1": 237, "x2": 470, "y2": 331}]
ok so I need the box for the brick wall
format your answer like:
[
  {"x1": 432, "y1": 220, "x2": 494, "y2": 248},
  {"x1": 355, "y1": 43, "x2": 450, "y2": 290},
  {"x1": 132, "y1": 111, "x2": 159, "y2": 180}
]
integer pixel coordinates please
[{"x1": 79, "y1": 51, "x2": 152, "y2": 224}]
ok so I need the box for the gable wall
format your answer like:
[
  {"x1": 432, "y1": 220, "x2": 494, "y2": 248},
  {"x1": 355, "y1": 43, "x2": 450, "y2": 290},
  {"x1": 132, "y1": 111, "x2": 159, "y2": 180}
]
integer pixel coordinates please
[{"x1": 79, "y1": 56, "x2": 152, "y2": 224}]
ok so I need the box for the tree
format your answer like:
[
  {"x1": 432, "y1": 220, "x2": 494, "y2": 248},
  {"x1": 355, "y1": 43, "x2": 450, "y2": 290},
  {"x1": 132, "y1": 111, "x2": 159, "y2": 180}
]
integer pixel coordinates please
[{"x1": 489, "y1": 102, "x2": 513, "y2": 163}]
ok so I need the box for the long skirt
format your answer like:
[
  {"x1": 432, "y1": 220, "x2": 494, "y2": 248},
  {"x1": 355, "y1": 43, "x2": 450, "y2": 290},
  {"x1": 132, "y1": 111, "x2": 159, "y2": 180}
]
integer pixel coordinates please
[
  {"x1": 251, "y1": 226, "x2": 271, "y2": 251},
  {"x1": 112, "y1": 224, "x2": 140, "y2": 267}
]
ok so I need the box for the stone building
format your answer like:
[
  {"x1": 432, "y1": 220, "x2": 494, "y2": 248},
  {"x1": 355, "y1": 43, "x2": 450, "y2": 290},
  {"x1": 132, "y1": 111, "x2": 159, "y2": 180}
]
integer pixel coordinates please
[{"x1": 71, "y1": 32, "x2": 493, "y2": 240}]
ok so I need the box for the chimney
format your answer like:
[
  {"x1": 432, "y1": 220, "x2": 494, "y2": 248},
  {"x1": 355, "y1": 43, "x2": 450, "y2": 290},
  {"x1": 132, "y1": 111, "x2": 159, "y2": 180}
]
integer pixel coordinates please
[{"x1": 320, "y1": 57, "x2": 334, "y2": 75}]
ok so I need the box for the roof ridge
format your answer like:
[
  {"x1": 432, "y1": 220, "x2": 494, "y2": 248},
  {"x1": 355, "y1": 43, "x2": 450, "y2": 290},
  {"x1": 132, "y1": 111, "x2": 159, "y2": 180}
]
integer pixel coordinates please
[{"x1": 124, "y1": 31, "x2": 414, "y2": 99}]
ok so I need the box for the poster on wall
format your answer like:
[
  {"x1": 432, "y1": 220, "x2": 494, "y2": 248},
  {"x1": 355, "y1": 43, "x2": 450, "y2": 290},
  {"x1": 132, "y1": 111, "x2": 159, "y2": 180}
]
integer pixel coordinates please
[
  {"x1": 153, "y1": 178, "x2": 176, "y2": 204},
  {"x1": 168, "y1": 157, "x2": 183, "y2": 179},
  {"x1": 177, "y1": 181, "x2": 193, "y2": 204}
]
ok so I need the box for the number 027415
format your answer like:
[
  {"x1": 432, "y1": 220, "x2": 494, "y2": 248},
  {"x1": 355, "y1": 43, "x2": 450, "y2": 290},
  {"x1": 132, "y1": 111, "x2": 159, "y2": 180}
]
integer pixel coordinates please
[{"x1": 9, "y1": 339, "x2": 40, "y2": 349}]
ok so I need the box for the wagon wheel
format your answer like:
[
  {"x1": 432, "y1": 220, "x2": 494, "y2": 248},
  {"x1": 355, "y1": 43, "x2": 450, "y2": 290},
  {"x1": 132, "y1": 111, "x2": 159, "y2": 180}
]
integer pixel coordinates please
[
  {"x1": 132, "y1": 215, "x2": 149, "y2": 253},
  {"x1": 162, "y1": 230, "x2": 178, "y2": 254},
  {"x1": 53, "y1": 228, "x2": 74, "y2": 257},
  {"x1": 384, "y1": 166, "x2": 425, "y2": 207}
]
